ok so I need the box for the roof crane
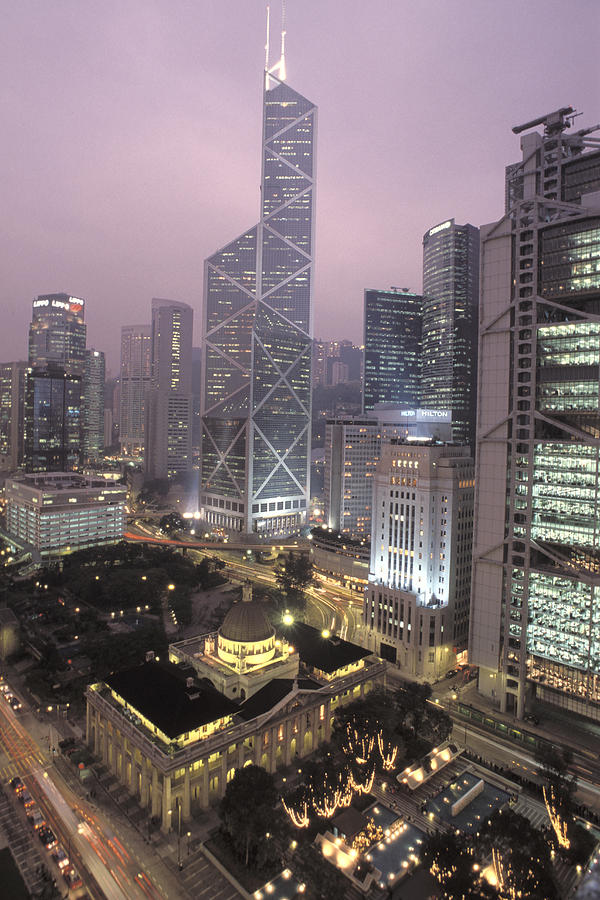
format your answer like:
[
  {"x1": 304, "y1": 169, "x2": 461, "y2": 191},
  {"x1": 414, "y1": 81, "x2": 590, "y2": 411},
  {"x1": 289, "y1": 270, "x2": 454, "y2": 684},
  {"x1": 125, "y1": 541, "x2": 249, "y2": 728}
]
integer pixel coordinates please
[{"x1": 512, "y1": 106, "x2": 576, "y2": 136}]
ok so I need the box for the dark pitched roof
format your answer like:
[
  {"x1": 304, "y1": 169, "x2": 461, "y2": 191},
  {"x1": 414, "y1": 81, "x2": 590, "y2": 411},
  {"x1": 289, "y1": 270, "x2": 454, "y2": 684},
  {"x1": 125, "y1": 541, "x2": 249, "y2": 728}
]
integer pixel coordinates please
[
  {"x1": 106, "y1": 661, "x2": 238, "y2": 740},
  {"x1": 237, "y1": 677, "x2": 319, "y2": 722},
  {"x1": 278, "y1": 622, "x2": 370, "y2": 674},
  {"x1": 331, "y1": 807, "x2": 367, "y2": 841}
]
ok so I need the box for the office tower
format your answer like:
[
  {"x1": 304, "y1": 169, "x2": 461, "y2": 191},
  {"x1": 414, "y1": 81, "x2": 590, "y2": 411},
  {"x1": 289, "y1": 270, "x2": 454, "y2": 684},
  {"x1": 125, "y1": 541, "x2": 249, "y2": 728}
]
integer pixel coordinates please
[
  {"x1": 119, "y1": 326, "x2": 151, "y2": 456},
  {"x1": 5, "y1": 473, "x2": 126, "y2": 555},
  {"x1": 363, "y1": 289, "x2": 422, "y2": 412},
  {"x1": 363, "y1": 441, "x2": 474, "y2": 680},
  {"x1": 421, "y1": 220, "x2": 480, "y2": 448},
  {"x1": 23, "y1": 364, "x2": 82, "y2": 472},
  {"x1": 83, "y1": 349, "x2": 105, "y2": 459},
  {"x1": 103, "y1": 409, "x2": 113, "y2": 449},
  {"x1": 191, "y1": 347, "x2": 202, "y2": 451},
  {"x1": 0, "y1": 361, "x2": 27, "y2": 471},
  {"x1": 145, "y1": 299, "x2": 193, "y2": 480},
  {"x1": 201, "y1": 67, "x2": 317, "y2": 537},
  {"x1": 339, "y1": 341, "x2": 363, "y2": 382},
  {"x1": 28, "y1": 294, "x2": 86, "y2": 376},
  {"x1": 324, "y1": 408, "x2": 453, "y2": 541},
  {"x1": 470, "y1": 107, "x2": 600, "y2": 719}
]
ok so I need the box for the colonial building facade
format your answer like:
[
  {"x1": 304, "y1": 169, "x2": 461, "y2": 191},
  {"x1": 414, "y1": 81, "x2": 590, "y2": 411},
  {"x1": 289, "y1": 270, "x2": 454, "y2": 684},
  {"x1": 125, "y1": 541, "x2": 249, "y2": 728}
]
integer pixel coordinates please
[{"x1": 86, "y1": 592, "x2": 385, "y2": 831}]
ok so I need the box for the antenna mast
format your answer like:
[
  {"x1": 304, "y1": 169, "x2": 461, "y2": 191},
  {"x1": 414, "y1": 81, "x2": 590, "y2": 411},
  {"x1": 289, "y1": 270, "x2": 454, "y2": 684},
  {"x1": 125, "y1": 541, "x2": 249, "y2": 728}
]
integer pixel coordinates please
[{"x1": 265, "y1": 0, "x2": 287, "y2": 87}]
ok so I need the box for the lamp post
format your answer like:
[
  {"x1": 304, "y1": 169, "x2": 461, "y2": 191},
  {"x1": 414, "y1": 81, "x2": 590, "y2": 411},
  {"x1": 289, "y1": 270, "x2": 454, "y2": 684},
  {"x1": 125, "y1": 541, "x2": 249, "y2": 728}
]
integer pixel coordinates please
[{"x1": 176, "y1": 798, "x2": 182, "y2": 870}]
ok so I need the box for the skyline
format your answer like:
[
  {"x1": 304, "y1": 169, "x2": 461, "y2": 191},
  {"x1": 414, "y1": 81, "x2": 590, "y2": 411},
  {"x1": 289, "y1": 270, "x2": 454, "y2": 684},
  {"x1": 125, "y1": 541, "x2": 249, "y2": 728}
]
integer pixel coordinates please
[{"x1": 2, "y1": 0, "x2": 599, "y2": 370}]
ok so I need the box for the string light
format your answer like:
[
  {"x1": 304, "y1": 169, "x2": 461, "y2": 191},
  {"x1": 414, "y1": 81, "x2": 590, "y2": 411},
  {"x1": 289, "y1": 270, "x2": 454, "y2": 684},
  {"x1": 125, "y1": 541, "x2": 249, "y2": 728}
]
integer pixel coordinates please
[
  {"x1": 543, "y1": 785, "x2": 571, "y2": 850},
  {"x1": 377, "y1": 733, "x2": 399, "y2": 770}
]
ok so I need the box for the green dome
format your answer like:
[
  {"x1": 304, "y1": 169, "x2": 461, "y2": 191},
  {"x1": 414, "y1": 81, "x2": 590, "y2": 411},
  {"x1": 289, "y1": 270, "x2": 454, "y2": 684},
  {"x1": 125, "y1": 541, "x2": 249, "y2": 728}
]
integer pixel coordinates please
[{"x1": 219, "y1": 601, "x2": 274, "y2": 643}]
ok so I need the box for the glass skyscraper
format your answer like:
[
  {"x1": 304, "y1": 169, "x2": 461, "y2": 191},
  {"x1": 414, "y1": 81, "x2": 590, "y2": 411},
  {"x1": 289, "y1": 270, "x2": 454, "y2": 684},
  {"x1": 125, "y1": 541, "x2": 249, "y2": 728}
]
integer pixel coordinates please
[
  {"x1": 421, "y1": 220, "x2": 479, "y2": 448},
  {"x1": 363, "y1": 289, "x2": 422, "y2": 412},
  {"x1": 28, "y1": 294, "x2": 86, "y2": 377},
  {"x1": 83, "y1": 349, "x2": 105, "y2": 459},
  {"x1": 201, "y1": 71, "x2": 317, "y2": 536},
  {"x1": 119, "y1": 325, "x2": 152, "y2": 457},
  {"x1": 470, "y1": 108, "x2": 600, "y2": 720},
  {"x1": 23, "y1": 364, "x2": 82, "y2": 472}
]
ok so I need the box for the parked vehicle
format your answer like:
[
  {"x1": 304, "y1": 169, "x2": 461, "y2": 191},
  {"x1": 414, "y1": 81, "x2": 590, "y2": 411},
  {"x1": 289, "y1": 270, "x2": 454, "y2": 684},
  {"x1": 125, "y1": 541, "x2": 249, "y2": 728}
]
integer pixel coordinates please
[
  {"x1": 9, "y1": 696, "x2": 22, "y2": 710},
  {"x1": 53, "y1": 847, "x2": 70, "y2": 871},
  {"x1": 28, "y1": 808, "x2": 46, "y2": 830},
  {"x1": 20, "y1": 791, "x2": 35, "y2": 810},
  {"x1": 64, "y1": 867, "x2": 83, "y2": 889},
  {"x1": 38, "y1": 826, "x2": 57, "y2": 850},
  {"x1": 9, "y1": 776, "x2": 24, "y2": 794},
  {"x1": 523, "y1": 713, "x2": 540, "y2": 726}
]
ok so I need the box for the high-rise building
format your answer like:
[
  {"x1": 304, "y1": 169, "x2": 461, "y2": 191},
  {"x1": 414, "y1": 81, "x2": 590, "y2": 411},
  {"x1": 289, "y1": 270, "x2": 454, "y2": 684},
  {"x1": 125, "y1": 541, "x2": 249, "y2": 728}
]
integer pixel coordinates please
[
  {"x1": 421, "y1": 220, "x2": 480, "y2": 448},
  {"x1": 5, "y1": 473, "x2": 126, "y2": 555},
  {"x1": 325, "y1": 408, "x2": 453, "y2": 541},
  {"x1": 28, "y1": 294, "x2": 86, "y2": 376},
  {"x1": 470, "y1": 107, "x2": 600, "y2": 720},
  {"x1": 83, "y1": 349, "x2": 105, "y2": 459},
  {"x1": 191, "y1": 347, "x2": 202, "y2": 452},
  {"x1": 23, "y1": 364, "x2": 82, "y2": 472},
  {"x1": 363, "y1": 289, "x2": 422, "y2": 412},
  {"x1": 363, "y1": 441, "x2": 474, "y2": 680},
  {"x1": 145, "y1": 299, "x2": 193, "y2": 480},
  {"x1": 0, "y1": 361, "x2": 27, "y2": 471},
  {"x1": 119, "y1": 326, "x2": 152, "y2": 457},
  {"x1": 201, "y1": 67, "x2": 317, "y2": 536}
]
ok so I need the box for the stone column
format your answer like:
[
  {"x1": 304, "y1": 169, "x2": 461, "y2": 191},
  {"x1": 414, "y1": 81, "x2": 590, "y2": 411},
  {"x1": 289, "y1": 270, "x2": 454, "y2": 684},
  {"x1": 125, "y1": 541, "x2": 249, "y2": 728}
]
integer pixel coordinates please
[
  {"x1": 151, "y1": 768, "x2": 160, "y2": 818},
  {"x1": 102, "y1": 723, "x2": 109, "y2": 766},
  {"x1": 220, "y1": 755, "x2": 228, "y2": 798},
  {"x1": 324, "y1": 700, "x2": 332, "y2": 741},
  {"x1": 237, "y1": 742, "x2": 245, "y2": 770},
  {"x1": 140, "y1": 759, "x2": 149, "y2": 807},
  {"x1": 85, "y1": 703, "x2": 91, "y2": 746},
  {"x1": 161, "y1": 774, "x2": 172, "y2": 832},
  {"x1": 201, "y1": 762, "x2": 209, "y2": 809},
  {"x1": 284, "y1": 718, "x2": 292, "y2": 767},
  {"x1": 183, "y1": 768, "x2": 191, "y2": 819}
]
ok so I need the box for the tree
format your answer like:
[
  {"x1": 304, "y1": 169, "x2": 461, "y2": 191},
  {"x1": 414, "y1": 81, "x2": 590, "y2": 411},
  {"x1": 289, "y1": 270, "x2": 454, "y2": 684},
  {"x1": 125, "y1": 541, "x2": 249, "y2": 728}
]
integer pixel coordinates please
[
  {"x1": 422, "y1": 830, "x2": 489, "y2": 900},
  {"x1": 275, "y1": 552, "x2": 313, "y2": 612},
  {"x1": 292, "y1": 842, "x2": 350, "y2": 900},
  {"x1": 479, "y1": 809, "x2": 558, "y2": 900},
  {"x1": 219, "y1": 765, "x2": 283, "y2": 869}
]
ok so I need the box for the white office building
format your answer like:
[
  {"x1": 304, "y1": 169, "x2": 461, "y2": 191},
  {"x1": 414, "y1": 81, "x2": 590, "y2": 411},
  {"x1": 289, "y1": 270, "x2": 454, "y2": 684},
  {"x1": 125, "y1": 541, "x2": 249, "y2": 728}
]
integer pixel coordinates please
[
  {"x1": 362, "y1": 441, "x2": 474, "y2": 680},
  {"x1": 325, "y1": 408, "x2": 453, "y2": 540},
  {"x1": 5, "y1": 473, "x2": 126, "y2": 555}
]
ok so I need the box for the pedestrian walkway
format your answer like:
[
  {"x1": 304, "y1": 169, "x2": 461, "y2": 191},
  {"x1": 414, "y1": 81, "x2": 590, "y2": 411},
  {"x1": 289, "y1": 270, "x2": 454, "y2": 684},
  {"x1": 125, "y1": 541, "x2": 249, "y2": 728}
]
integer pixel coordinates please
[
  {"x1": 177, "y1": 847, "x2": 244, "y2": 900},
  {"x1": 0, "y1": 787, "x2": 48, "y2": 897}
]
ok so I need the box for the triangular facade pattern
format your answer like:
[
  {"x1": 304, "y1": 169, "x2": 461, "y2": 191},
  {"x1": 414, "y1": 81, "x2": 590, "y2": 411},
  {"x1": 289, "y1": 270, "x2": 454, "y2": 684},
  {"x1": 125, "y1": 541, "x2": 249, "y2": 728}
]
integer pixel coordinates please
[{"x1": 201, "y1": 73, "x2": 316, "y2": 535}]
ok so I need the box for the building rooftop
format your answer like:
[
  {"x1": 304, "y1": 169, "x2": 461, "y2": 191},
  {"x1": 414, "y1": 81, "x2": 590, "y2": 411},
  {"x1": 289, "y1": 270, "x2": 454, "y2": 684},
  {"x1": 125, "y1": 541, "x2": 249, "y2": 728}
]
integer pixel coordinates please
[
  {"x1": 106, "y1": 661, "x2": 239, "y2": 740},
  {"x1": 0, "y1": 608, "x2": 18, "y2": 627},
  {"x1": 278, "y1": 621, "x2": 371, "y2": 674},
  {"x1": 237, "y1": 677, "x2": 319, "y2": 722}
]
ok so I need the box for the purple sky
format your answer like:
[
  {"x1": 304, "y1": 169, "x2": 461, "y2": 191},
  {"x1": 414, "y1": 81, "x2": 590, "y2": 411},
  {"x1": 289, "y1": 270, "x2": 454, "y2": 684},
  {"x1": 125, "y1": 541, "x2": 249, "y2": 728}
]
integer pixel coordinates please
[{"x1": 2, "y1": 1, "x2": 599, "y2": 372}]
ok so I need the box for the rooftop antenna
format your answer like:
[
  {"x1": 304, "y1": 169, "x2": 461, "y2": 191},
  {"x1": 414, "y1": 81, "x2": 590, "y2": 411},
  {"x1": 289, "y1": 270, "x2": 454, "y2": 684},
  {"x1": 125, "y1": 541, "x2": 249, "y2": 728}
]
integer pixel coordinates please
[
  {"x1": 279, "y1": 0, "x2": 287, "y2": 82},
  {"x1": 265, "y1": 0, "x2": 287, "y2": 87},
  {"x1": 264, "y1": 5, "x2": 271, "y2": 89}
]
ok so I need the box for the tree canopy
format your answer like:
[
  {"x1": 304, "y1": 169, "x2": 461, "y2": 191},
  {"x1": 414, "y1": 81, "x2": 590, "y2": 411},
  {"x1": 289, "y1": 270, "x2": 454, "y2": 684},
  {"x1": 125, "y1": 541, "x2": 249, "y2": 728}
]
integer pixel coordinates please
[{"x1": 219, "y1": 765, "x2": 283, "y2": 870}]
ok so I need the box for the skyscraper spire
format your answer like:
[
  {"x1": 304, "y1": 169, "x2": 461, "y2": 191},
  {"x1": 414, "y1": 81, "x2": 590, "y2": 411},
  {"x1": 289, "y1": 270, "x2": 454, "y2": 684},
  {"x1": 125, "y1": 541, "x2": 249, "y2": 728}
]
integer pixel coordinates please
[{"x1": 265, "y1": 1, "x2": 287, "y2": 87}]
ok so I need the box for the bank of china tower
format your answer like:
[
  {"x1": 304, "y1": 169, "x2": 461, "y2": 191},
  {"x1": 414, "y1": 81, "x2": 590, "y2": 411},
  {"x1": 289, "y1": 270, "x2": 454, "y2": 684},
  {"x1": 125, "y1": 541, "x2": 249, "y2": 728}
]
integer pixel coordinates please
[{"x1": 201, "y1": 70, "x2": 317, "y2": 538}]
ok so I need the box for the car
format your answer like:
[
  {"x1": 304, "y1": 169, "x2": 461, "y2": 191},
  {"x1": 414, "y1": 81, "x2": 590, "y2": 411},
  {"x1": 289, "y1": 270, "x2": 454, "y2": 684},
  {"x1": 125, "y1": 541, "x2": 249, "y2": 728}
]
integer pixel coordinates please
[
  {"x1": 3, "y1": 691, "x2": 13, "y2": 701},
  {"x1": 53, "y1": 847, "x2": 70, "y2": 871},
  {"x1": 20, "y1": 791, "x2": 35, "y2": 810},
  {"x1": 523, "y1": 713, "x2": 540, "y2": 726},
  {"x1": 0, "y1": 684, "x2": 10, "y2": 694},
  {"x1": 63, "y1": 867, "x2": 83, "y2": 890},
  {"x1": 38, "y1": 826, "x2": 57, "y2": 850},
  {"x1": 28, "y1": 808, "x2": 46, "y2": 830},
  {"x1": 9, "y1": 776, "x2": 24, "y2": 794},
  {"x1": 9, "y1": 696, "x2": 22, "y2": 710}
]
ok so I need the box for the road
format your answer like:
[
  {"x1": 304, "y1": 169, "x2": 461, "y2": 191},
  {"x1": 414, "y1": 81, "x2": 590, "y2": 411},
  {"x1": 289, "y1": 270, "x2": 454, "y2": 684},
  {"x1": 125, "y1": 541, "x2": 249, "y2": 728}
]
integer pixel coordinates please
[{"x1": 0, "y1": 689, "x2": 171, "y2": 900}]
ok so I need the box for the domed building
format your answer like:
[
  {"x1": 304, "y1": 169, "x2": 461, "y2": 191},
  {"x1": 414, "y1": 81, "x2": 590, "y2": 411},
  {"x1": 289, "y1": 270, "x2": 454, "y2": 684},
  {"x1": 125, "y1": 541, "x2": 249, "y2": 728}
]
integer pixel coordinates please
[{"x1": 176, "y1": 582, "x2": 299, "y2": 701}]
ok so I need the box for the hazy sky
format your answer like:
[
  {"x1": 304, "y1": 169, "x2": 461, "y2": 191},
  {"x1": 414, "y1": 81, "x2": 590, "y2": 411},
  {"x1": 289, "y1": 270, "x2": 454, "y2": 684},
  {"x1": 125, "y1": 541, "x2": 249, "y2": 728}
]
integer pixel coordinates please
[{"x1": 2, "y1": 0, "x2": 599, "y2": 372}]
